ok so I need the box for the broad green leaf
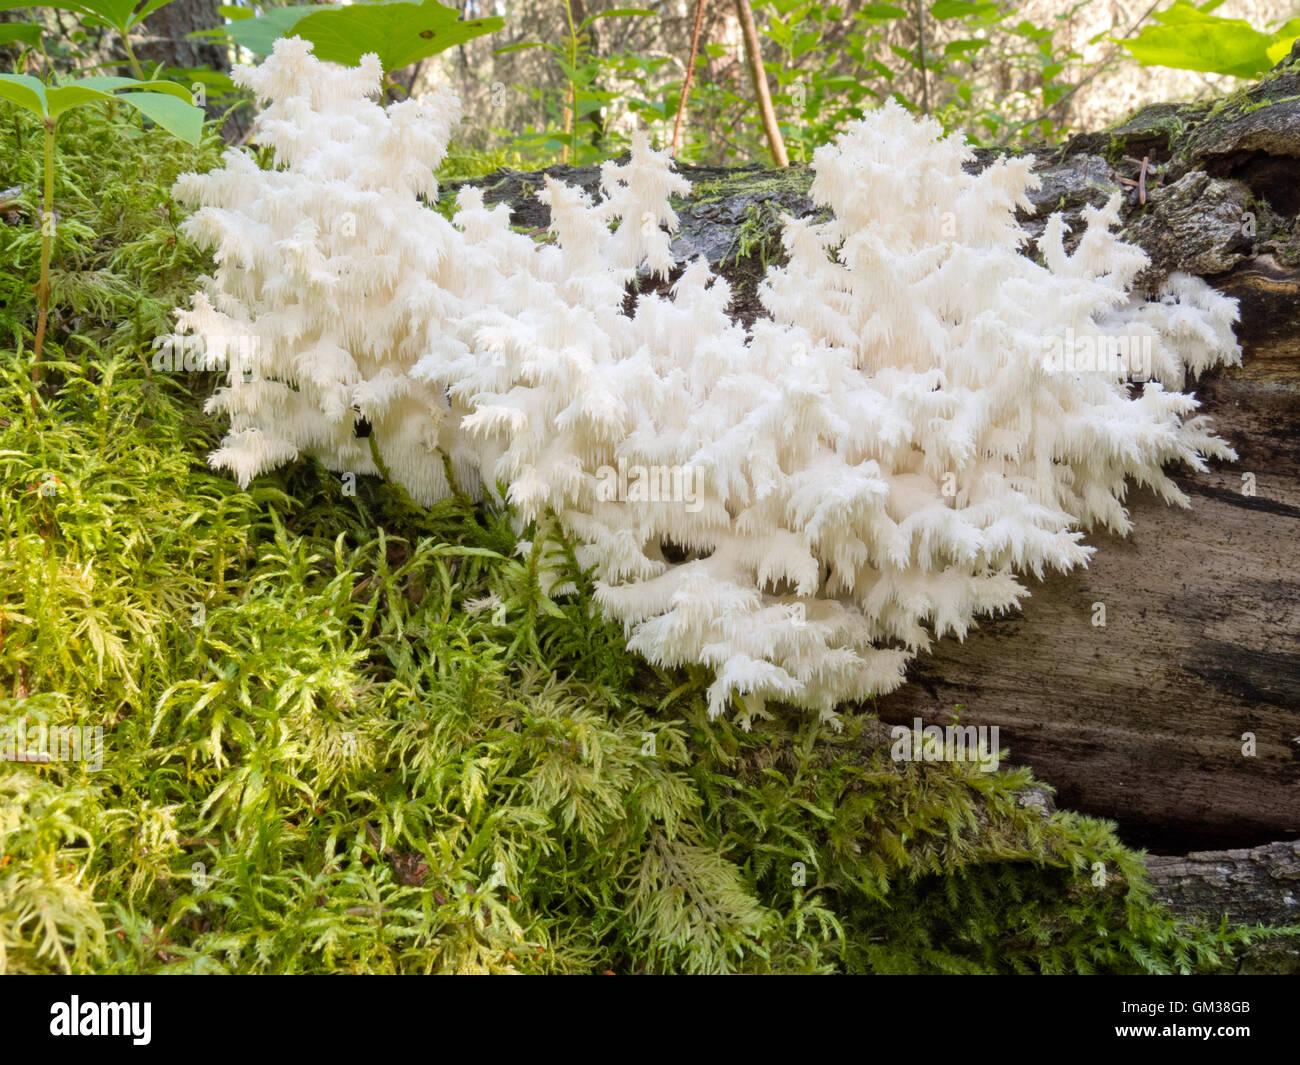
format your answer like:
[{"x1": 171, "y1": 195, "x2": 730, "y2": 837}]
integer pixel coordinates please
[
  {"x1": 75, "y1": 75, "x2": 196, "y2": 103},
  {"x1": 1266, "y1": 34, "x2": 1299, "y2": 65},
  {"x1": 0, "y1": 22, "x2": 42, "y2": 47},
  {"x1": 930, "y1": 0, "x2": 998, "y2": 19},
  {"x1": 930, "y1": 0, "x2": 973, "y2": 17},
  {"x1": 0, "y1": 71, "x2": 48, "y2": 117},
  {"x1": 792, "y1": 31, "x2": 822, "y2": 59},
  {"x1": 66, "y1": 0, "x2": 146, "y2": 30},
  {"x1": 766, "y1": 17, "x2": 792, "y2": 47},
  {"x1": 1120, "y1": 22, "x2": 1273, "y2": 77},
  {"x1": 0, "y1": 0, "x2": 176, "y2": 30},
  {"x1": 1149, "y1": 0, "x2": 1231, "y2": 26},
  {"x1": 46, "y1": 84, "x2": 121, "y2": 117},
  {"x1": 944, "y1": 38, "x2": 988, "y2": 57},
  {"x1": 28, "y1": 77, "x2": 203, "y2": 141},
  {"x1": 179, "y1": 67, "x2": 240, "y2": 99},
  {"x1": 218, "y1": 3, "x2": 254, "y2": 18},
  {"x1": 292, "y1": 1, "x2": 504, "y2": 73},
  {"x1": 1265, "y1": 18, "x2": 1300, "y2": 64},
  {"x1": 127, "y1": 92, "x2": 204, "y2": 145},
  {"x1": 224, "y1": 4, "x2": 338, "y2": 55},
  {"x1": 1117, "y1": 0, "x2": 1293, "y2": 77}
]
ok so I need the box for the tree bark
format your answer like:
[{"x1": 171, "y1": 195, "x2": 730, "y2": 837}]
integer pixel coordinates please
[
  {"x1": 447, "y1": 53, "x2": 1300, "y2": 855},
  {"x1": 734, "y1": 0, "x2": 788, "y2": 167},
  {"x1": 1147, "y1": 840, "x2": 1300, "y2": 927},
  {"x1": 137, "y1": 0, "x2": 228, "y2": 74}
]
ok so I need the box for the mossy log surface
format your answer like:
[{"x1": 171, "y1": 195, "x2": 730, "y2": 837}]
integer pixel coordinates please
[{"x1": 449, "y1": 55, "x2": 1300, "y2": 861}]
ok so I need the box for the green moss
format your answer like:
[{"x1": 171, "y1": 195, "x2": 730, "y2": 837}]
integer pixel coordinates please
[
  {"x1": 723, "y1": 199, "x2": 788, "y2": 269},
  {"x1": 689, "y1": 166, "x2": 813, "y2": 208}
]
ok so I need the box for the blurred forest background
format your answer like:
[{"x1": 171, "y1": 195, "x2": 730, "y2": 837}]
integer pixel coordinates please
[{"x1": 3, "y1": 0, "x2": 1298, "y2": 168}]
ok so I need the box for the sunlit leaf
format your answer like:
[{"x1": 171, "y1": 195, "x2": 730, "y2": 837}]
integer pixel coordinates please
[
  {"x1": 0, "y1": 22, "x2": 42, "y2": 47},
  {"x1": 292, "y1": 0, "x2": 504, "y2": 73},
  {"x1": 1117, "y1": 0, "x2": 1290, "y2": 78},
  {"x1": 0, "y1": 72, "x2": 49, "y2": 117},
  {"x1": 116, "y1": 91, "x2": 204, "y2": 144},
  {"x1": 224, "y1": 4, "x2": 339, "y2": 56}
]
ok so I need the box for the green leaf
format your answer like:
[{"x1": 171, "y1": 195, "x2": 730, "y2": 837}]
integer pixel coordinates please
[
  {"x1": 1119, "y1": 21, "x2": 1273, "y2": 78},
  {"x1": 74, "y1": 0, "x2": 142, "y2": 23},
  {"x1": 930, "y1": 0, "x2": 999, "y2": 19},
  {"x1": 23, "y1": 75, "x2": 204, "y2": 140},
  {"x1": 944, "y1": 37, "x2": 987, "y2": 57},
  {"x1": 1265, "y1": 18, "x2": 1300, "y2": 64},
  {"x1": 930, "y1": 0, "x2": 974, "y2": 18},
  {"x1": 0, "y1": 0, "x2": 178, "y2": 31},
  {"x1": 0, "y1": 22, "x2": 42, "y2": 47},
  {"x1": 791, "y1": 30, "x2": 821, "y2": 60},
  {"x1": 1149, "y1": 0, "x2": 1230, "y2": 26},
  {"x1": 289, "y1": 0, "x2": 503, "y2": 73},
  {"x1": 1266, "y1": 34, "x2": 1299, "y2": 65},
  {"x1": 68, "y1": 75, "x2": 198, "y2": 104},
  {"x1": 1117, "y1": 0, "x2": 1284, "y2": 77},
  {"x1": 175, "y1": 67, "x2": 241, "y2": 100},
  {"x1": 224, "y1": 4, "x2": 339, "y2": 55},
  {"x1": 116, "y1": 91, "x2": 204, "y2": 144},
  {"x1": 0, "y1": 72, "x2": 48, "y2": 117},
  {"x1": 46, "y1": 84, "x2": 119, "y2": 117}
]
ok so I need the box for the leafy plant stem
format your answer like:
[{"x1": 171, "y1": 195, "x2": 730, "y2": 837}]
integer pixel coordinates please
[
  {"x1": 32, "y1": 117, "x2": 55, "y2": 386},
  {"x1": 120, "y1": 33, "x2": 145, "y2": 80},
  {"x1": 562, "y1": 0, "x2": 579, "y2": 164},
  {"x1": 916, "y1": 0, "x2": 929, "y2": 116},
  {"x1": 672, "y1": 0, "x2": 706, "y2": 156}
]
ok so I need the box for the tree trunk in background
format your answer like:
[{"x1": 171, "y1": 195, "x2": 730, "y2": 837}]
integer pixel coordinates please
[
  {"x1": 734, "y1": 0, "x2": 788, "y2": 166},
  {"x1": 137, "y1": 0, "x2": 248, "y2": 139},
  {"x1": 137, "y1": 0, "x2": 228, "y2": 74}
]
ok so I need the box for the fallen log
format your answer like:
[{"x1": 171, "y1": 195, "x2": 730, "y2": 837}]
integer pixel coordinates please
[
  {"x1": 1147, "y1": 839, "x2": 1300, "y2": 927},
  {"x1": 448, "y1": 51, "x2": 1300, "y2": 854}
]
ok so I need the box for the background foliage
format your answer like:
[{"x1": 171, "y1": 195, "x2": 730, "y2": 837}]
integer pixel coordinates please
[{"x1": 4, "y1": 0, "x2": 1299, "y2": 170}]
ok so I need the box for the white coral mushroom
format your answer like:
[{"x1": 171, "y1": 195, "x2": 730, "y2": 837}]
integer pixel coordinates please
[{"x1": 173, "y1": 40, "x2": 1241, "y2": 723}]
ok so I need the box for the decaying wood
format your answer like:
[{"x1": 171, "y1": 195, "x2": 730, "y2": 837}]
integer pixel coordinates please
[
  {"x1": 1147, "y1": 839, "x2": 1300, "y2": 927},
  {"x1": 449, "y1": 54, "x2": 1300, "y2": 855}
]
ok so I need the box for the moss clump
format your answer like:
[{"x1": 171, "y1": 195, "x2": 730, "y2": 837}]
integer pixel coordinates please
[
  {"x1": 688, "y1": 165, "x2": 813, "y2": 207},
  {"x1": 0, "y1": 102, "x2": 1287, "y2": 975}
]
